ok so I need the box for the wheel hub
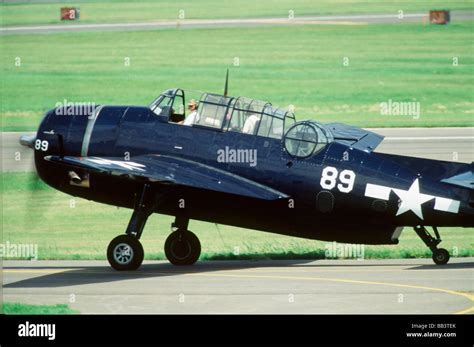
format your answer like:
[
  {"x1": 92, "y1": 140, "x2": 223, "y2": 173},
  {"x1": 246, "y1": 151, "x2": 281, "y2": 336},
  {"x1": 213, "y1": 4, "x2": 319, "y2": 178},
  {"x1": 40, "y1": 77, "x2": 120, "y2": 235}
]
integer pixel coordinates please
[
  {"x1": 171, "y1": 239, "x2": 191, "y2": 260},
  {"x1": 113, "y1": 243, "x2": 134, "y2": 265}
]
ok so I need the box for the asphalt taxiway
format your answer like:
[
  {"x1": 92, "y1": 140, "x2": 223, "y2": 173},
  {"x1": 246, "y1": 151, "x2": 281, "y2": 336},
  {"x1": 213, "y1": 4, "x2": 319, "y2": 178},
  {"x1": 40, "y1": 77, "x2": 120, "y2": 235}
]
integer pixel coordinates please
[
  {"x1": 1, "y1": 11, "x2": 473, "y2": 35},
  {"x1": 3, "y1": 258, "x2": 473, "y2": 314}
]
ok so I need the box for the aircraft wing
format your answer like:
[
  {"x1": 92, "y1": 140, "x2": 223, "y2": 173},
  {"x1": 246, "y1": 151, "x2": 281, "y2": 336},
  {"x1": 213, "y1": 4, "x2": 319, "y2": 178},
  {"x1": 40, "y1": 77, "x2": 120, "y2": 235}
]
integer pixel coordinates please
[
  {"x1": 326, "y1": 123, "x2": 384, "y2": 152},
  {"x1": 45, "y1": 154, "x2": 289, "y2": 200}
]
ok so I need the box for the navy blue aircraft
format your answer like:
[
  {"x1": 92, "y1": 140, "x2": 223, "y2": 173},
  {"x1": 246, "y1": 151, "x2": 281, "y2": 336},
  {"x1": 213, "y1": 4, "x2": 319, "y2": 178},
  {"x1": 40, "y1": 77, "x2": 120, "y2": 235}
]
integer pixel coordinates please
[{"x1": 20, "y1": 83, "x2": 473, "y2": 270}]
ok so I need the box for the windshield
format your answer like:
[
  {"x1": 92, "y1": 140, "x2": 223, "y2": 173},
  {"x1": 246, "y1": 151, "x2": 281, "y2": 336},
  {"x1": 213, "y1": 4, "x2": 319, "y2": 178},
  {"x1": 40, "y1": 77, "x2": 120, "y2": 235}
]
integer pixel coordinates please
[{"x1": 149, "y1": 89, "x2": 178, "y2": 116}]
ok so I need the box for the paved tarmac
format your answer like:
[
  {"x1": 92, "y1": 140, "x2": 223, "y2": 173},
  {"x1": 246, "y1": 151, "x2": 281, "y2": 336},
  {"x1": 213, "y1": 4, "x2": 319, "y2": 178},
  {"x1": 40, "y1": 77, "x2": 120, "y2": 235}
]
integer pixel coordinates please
[
  {"x1": 2, "y1": 258, "x2": 473, "y2": 314},
  {"x1": 1, "y1": 11, "x2": 473, "y2": 35},
  {"x1": 372, "y1": 127, "x2": 474, "y2": 163},
  {"x1": 2, "y1": 128, "x2": 472, "y2": 172}
]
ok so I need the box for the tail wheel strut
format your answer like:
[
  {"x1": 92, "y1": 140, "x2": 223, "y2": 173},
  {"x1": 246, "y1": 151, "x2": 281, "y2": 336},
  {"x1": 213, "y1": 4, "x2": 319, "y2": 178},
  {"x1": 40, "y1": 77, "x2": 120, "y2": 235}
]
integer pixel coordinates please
[{"x1": 413, "y1": 226, "x2": 450, "y2": 265}]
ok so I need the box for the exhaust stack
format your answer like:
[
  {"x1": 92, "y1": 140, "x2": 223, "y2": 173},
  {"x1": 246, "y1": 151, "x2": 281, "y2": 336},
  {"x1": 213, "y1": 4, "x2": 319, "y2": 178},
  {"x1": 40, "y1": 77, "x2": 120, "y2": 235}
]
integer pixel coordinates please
[{"x1": 68, "y1": 171, "x2": 82, "y2": 185}]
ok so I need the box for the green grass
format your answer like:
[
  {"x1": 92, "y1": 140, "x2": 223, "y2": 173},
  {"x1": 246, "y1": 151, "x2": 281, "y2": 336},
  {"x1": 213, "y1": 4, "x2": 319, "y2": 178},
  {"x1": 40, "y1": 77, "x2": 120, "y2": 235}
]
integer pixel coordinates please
[
  {"x1": 1, "y1": 22, "x2": 473, "y2": 131},
  {"x1": 2, "y1": 302, "x2": 79, "y2": 314},
  {"x1": 1, "y1": 0, "x2": 472, "y2": 26},
  {"x1": 2, "y1": 173, "x2": 473, "y2": 260}
]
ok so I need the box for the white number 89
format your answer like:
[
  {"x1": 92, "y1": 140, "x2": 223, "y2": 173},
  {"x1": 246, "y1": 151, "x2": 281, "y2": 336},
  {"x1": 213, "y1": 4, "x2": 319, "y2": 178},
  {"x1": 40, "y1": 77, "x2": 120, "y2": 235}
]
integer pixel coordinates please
[
  {"x1": 320, "y1": 166, "x2": 355, "y2": 193},
  {"x1": 35, "y1": 139, "x2": 49, "y2": 152}
]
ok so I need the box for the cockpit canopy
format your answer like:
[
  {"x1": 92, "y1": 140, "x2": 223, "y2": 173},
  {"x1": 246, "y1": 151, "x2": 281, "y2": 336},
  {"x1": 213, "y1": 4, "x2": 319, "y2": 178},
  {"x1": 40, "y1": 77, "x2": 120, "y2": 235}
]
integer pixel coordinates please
[
  {"x1": 150, "y1": 88, "x2": 296, "y2": 140},
  {"x1": 149, "y1": 89, "x2": 334, "y2": 158}
]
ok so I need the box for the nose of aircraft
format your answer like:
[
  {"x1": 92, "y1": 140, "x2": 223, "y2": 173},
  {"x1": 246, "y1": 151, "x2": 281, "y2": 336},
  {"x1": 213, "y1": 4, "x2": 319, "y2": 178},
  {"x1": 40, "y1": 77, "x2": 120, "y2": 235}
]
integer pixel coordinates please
[
  {"x1": 19, "y1": 106, "x2": 94, "y2": 186},
  {"x1": 19, "y1": 133, "x2": 36, "y2": 149},
  {"x1": 36, "y1": 105, "x2": 95, "y2": 155}
]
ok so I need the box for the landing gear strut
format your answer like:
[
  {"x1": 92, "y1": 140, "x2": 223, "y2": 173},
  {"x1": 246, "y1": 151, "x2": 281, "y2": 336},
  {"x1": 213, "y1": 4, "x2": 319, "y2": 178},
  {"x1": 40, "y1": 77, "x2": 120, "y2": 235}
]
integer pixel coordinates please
[
  {"x1": 107, "y1": 184, "x2": 202, "y2": 270},
  {"x1": 107, "y1": 184, "x2": 154, "y2": 271},
  {"x1": 164, "y1": 215, "x2": 201, "y2": 265},
  {"x1": 413, "y1": 226, "x2": 450, "y2": 265}
]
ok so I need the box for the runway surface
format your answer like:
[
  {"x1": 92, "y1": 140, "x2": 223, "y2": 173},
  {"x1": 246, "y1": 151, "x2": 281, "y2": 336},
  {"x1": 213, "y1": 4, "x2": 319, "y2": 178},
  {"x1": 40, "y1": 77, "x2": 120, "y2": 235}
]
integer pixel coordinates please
[
  {"x1": 372, "y1": 127, "x2": 474, "y2": 163},
  {"x1": 2, "y1": 128, "x2": 473, "y2": 172},
  {"x1": 2, "y1": 11, "x2": 473, "y2": 35},
  {"x1": 3, "y1": 258, "x2": 473, "y2": 314}
]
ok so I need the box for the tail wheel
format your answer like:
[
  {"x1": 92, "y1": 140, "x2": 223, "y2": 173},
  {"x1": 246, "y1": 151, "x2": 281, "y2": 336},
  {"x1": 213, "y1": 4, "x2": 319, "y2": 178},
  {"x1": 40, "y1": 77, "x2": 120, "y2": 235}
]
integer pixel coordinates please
[
  {"x1": 107, "y1": 235, "x2": 144, "y2": 271},
  {"x1": 165, "y1": 230, "x2": 201, "y2": 265},
  {"x1": 432, "y1": 248, "x2": 450, "y2": 265}
]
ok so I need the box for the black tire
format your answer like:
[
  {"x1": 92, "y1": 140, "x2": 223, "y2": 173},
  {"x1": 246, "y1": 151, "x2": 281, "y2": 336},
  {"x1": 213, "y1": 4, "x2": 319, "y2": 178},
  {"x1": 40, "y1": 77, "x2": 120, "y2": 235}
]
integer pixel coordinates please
[
  {"x1": 165, "y1": 230, "x2": 201, "y2": 265},
  {"x1": 432, "y1": 248, "x2": 450, "y2": 265},
  {"x1": 107, "y1": 235, "x2": 144, "y2": 271}
]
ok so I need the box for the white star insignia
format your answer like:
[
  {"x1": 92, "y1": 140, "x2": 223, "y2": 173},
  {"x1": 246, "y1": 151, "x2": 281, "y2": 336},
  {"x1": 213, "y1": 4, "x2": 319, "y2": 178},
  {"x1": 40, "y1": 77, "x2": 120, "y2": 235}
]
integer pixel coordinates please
[{"x1": 392, "y1": 179, "x2": 434, "y2": 220}]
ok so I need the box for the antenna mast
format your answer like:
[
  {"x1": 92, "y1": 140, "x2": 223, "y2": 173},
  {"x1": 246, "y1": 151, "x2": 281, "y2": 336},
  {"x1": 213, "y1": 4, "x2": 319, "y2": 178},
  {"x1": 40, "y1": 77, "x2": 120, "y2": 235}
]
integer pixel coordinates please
[{"x1": 223, "y1": 69, "x2": 229, "y2": 97}]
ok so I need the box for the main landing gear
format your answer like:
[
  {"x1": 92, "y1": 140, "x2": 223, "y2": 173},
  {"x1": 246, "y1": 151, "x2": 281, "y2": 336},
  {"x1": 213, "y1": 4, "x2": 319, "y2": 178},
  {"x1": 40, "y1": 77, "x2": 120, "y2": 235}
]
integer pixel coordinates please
[
  {"x1": 106, "y1": 185, "x2": 201, "y2": 271},
  {"x1": 165, "y1": 218, "x2": 201, "y2": 266},
  {"x1": 413, "y1": 225, "x2": 450, "y2": 265}
]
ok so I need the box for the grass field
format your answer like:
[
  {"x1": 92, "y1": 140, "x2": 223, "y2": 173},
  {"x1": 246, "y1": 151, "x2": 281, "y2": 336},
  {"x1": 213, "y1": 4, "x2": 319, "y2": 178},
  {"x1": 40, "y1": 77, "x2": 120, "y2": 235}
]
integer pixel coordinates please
[
  {"x1": 2, "y1": 173, "x2": 473, "y2": 261},
  {"x1": 2, "y1": 302, "x2": 78, "y2": 314},
  {"x1": 1, "y1": 22, "x2": 473, "y2": 131},
  {"x1": 1, "y1": 0, "x2": 472, "y2": 26}
]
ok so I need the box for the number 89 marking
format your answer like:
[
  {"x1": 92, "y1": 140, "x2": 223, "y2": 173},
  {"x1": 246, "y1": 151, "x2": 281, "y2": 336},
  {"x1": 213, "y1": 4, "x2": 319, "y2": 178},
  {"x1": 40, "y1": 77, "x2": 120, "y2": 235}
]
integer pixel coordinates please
[
  {"x1": 35, "y1": 139, "x2": 49, "y2": 152},
  {"x1": 320, "y1": 166, "x2": 356, "y2": 193}
]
